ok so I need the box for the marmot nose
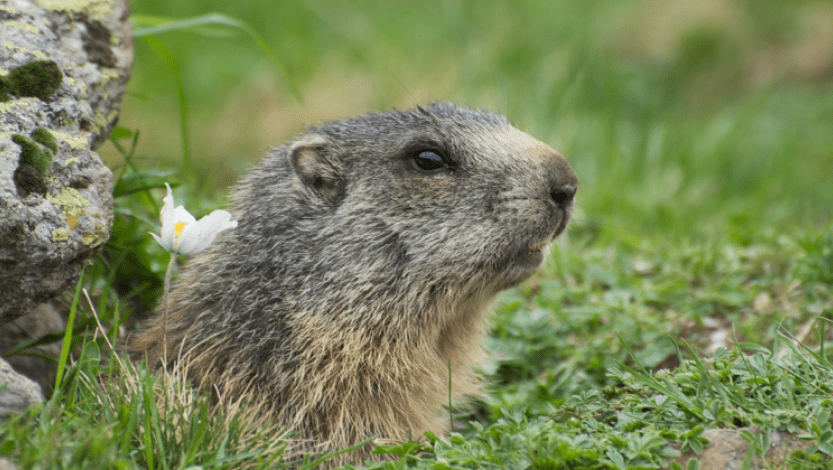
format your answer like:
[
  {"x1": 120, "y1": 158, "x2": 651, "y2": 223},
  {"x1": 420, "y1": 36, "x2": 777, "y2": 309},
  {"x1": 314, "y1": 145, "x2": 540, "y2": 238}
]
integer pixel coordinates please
[
  {"x1": 547, "y1": 152, "x2": 578, "y2": 208},
  {"x1": 550, "y1": 184, "x2": 576, "y2": 207}
]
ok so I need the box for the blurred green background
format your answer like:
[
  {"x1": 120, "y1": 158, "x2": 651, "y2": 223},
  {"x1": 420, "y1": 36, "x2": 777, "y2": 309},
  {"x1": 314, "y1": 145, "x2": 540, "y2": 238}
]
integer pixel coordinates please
[{"x1": 113, "y1": 0, "x2": 833, "y2": 242}]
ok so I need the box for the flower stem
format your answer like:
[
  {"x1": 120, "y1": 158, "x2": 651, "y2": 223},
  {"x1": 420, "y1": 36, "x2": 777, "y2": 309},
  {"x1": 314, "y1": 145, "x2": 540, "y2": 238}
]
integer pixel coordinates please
[{"x1": 162, "y1": 253, "x2": 176, "y2": 365}]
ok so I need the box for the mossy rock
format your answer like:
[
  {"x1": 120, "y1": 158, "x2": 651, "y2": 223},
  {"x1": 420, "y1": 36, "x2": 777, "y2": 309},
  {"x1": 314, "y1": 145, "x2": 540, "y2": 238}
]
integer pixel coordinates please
[
  {"x1": 11, "y1": 132, "x2": 54, "y2": 176},
  {"x1": 0, "y1": 60, "x2": 63, "y2": 102}
]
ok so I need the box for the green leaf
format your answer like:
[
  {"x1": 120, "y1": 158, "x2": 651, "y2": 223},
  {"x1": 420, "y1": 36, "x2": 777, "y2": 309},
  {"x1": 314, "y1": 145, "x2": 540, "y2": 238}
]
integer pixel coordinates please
[
  {"x1": 109, "y1": 126, "x2": 133, "y2": 140},
  {"x1": 113, "y1": 169, "x2": 179, "y2": 199},
  {"x1": 54, "y1": 266, "x2": 85, "y2": 392},
  {"x1": 0, "y1": 436, "x2": 15, "y2": 455},
  {"x1": 76, "y1": 342, "x2": 101, "y2": 377}
]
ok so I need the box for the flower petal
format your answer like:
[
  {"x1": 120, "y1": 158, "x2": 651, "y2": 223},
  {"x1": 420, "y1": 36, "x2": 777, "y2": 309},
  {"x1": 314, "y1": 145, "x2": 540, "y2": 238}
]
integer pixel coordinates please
[
  {"x1": 157, "y1": 183, "x2": 177, "y2": 249},
  {"x1": 152, "y1": 182, "x2": 238, "y2": 255},
  {"x1": 169, "y1": 205, "x2": 197, "y2": 250},
  {"x1": 175, "y1": 210, "x2": 237, "y2": 255},
  {"x1": 172, "y1": 205, "x2": 197, "y2": 226},
  {"x1": 149, "y1": 231, "x2": 170, "y2": 251}
]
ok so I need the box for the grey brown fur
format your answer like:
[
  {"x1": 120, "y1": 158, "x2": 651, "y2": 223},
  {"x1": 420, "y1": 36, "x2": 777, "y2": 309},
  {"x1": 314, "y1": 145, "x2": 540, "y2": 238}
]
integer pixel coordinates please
[{"x1": 130, "y1": 103, "x2": 577, "y2": 466}]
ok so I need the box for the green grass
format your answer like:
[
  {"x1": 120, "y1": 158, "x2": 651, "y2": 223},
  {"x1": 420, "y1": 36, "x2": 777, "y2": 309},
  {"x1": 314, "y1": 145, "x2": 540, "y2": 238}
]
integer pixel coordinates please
[
  {"x1": 364, "y1": 340, "x2": 833, "y2": 469},
  {"x1": 1, "y1": 342, "x2": 289, "y2": 469},
  {"x1": 2, "y1": 232, "x2": 832, "y2": 469},
  {"x1": 3, "y1": 0, "x2": 833, "y2": 468}
]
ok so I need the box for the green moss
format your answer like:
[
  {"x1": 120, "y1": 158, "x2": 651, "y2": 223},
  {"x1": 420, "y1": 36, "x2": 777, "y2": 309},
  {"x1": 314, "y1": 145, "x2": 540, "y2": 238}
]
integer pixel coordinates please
[
  {"x1": 11, "y1": 128, "x2": 58, "y2": 176},
  {"x1": 32, "y1": 128, "x2": 58, "y2": 154},
  {"x1": 0, "y1": 60, "x2": 63, "y2": 102},
  {"x1": 0, "y1": 77, "x2": 9, "y2": 102},
  {"x1": 11, "y1": 133, "x2": 53, "y2": 175}
]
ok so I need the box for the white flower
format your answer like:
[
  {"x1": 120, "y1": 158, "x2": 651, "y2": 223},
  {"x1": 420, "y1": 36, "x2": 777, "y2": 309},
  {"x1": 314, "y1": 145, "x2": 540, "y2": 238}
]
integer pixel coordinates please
[{"x1": 150, "y1": 183, "x2": 238, "y2": 255}]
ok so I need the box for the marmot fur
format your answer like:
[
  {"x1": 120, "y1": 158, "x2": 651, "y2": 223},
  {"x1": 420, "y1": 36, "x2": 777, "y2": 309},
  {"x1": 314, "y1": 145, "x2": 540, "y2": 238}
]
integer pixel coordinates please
[{"x1": 130, "y1": 102, "x2": 577, "y2": 466}]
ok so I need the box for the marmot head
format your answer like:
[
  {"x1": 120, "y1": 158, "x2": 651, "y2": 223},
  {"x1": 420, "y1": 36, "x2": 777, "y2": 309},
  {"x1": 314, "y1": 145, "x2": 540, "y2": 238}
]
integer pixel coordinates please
[
  {"x1": 133, "y1": 103, "x2": 578, "y2": 464},
  {"x1": 222, "y1": 102, "x2": 577, "y2": 329}
]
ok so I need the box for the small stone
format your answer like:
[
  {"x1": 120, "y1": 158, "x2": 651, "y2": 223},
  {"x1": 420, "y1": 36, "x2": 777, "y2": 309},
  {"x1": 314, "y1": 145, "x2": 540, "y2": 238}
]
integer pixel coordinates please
[
  {"x1": 633, "y1": 258, "x2": 656, "y2": 275},
  {"x1": 1, "y1": 303, "x2": 65, "y2": 396},
  {"x1": 753, "y1": 292, "x2": 772, "y2": 312},
  {"x1": 672, "y1": 427, "x2": 814, "y2": 469},
  {"x1": 0, "y1": 358, "x2": 44, "y2": 421},
  {"x1": 0, "y1": 456, "x2": 19, "y2": 470}
]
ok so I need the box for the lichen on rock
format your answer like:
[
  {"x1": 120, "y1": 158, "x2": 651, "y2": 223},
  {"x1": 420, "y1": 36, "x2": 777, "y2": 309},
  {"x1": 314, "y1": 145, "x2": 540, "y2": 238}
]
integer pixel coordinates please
[
  {"x1": 35, "y1": 0, "x2": 117, "y2": 23},
  {"x1": 47, "y1": 186, "x2": 91, "y2": 218},
  {"x1": 51, "y1": 227, "x2": 70, "y2": 242},
  {"x1": 82, "y1": 221, "x2": 109, "y2": 247}
]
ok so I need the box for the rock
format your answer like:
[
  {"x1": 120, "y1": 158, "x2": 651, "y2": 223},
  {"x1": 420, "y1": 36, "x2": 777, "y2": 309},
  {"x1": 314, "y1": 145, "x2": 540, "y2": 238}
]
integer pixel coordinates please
[
  {"x1": 0, "y1": 0, "x2": 132, "y2": 323},
  {"x1": 0, "y1": 302, "x2": 65, "y2": 397},
  {"x1": 673, "y1": 427, "x2": 815, "y2": 470},
  {"x1": 0, "y1": 357, "x2": 44, "y2": 421},
  {"x1": 0, "y1": 456, "x2": 18, "y2": 470}
]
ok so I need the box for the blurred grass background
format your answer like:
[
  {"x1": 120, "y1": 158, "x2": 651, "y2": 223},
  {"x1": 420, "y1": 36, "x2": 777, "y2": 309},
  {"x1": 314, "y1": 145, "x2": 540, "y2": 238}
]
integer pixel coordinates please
[{"x1": 115, "y1": 0, "x2": 833, "y2": 245}]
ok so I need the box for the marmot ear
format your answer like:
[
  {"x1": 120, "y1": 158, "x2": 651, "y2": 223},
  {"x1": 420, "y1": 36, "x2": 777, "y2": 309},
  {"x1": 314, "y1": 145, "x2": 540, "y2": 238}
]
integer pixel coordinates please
[{"x1": 289, "y1": 134, "x2": 345, "y2": 203}]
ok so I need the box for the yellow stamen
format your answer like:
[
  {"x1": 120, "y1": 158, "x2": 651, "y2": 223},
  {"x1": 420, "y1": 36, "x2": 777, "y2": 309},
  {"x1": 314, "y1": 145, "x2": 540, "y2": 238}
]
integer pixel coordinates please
[{"x1": 174, "y1": 221, "x2": 188, "y2": 236}]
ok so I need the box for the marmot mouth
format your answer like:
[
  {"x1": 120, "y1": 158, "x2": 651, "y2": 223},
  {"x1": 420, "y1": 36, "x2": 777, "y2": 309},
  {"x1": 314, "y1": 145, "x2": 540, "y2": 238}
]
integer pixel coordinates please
[
  {"x1": 492, "y1": 237, "x2": 553, "y2": 290},
  {"x1": 528, "y1": 219, "x2": 567, "y2": 253},
  {"x1": 492, "y1": 210, "x2": 571, "y2": 290},
  {"x1": 528, "y1": 236, "x2": 554, "y2": 253},
  {"x1": 491, "y1": 246, "x2": 546, "y2": 291},
  {"x1": 528, "y1": 210, "x2": 571, "y2": 252}
]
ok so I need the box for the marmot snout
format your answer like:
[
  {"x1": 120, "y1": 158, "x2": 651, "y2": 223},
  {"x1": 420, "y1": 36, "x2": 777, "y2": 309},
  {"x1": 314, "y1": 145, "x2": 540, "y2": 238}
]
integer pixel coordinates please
[{"x1": 130, "y1": 102, "x2": 577, "y2": 467}]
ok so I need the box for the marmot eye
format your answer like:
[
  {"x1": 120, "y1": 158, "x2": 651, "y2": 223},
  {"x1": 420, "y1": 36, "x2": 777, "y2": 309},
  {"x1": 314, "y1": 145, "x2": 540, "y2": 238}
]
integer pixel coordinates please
[{"x1": 411, "y1": 150, "x2": 447, "y2": 173}]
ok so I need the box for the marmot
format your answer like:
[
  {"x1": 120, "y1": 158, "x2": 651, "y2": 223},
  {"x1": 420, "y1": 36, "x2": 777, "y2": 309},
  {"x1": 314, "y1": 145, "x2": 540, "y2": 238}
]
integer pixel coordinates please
[{"x1": 130, "y1": 102, "x2": 577, "y2": 466}]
